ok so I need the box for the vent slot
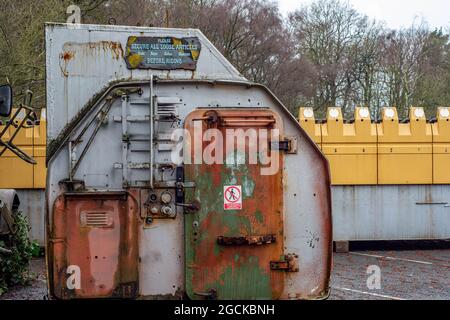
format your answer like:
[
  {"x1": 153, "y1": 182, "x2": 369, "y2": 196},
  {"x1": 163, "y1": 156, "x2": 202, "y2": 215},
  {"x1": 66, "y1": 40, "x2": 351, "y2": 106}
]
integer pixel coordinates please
[
  {"x1": 157, "y1": 105, "x2": 177, "y2": 117},
  {"x1": 80, "y1": 211, "x2": 113, "y2": 228},
  {"x1": 156, "y1": 97, "x2": 180, "y2": 117}
]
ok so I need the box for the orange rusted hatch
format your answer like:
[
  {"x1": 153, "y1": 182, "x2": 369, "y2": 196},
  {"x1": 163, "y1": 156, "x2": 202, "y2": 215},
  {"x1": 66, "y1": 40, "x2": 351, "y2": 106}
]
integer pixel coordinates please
[
  {"x1": 184, "y1": 109, "x2": 285, "y2": 300},
  {"x1": 50, "y1": 191, "x2": 139, "y2": 299}
]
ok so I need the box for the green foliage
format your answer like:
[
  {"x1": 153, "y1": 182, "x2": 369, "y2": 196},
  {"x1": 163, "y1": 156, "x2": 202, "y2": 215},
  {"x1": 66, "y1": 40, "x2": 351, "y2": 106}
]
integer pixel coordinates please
[
  {"x1": 0, "y1": 213, "x2": 35, "y2": 296},
  {"x1": 30, "y1": 240, "x2": 42, "y2": 258}
]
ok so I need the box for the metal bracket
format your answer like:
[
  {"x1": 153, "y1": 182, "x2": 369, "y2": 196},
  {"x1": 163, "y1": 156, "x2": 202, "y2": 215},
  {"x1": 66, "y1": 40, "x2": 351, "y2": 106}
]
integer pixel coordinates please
[
  {"x1": 270, "y1": 137, "x2": 298, "y2": 154},
  {"x1": 175, "y1": 166, "x2": 184, "y2": 204},
  {"x1": 270, "y1": 254, "x2": 299, "y2": 272},
  {"x1": 58, "y1": 179, "x2": 86, "y2": 192},
  {"x1": 217, "y1": 235, "x2": 276, "y2": 246}
]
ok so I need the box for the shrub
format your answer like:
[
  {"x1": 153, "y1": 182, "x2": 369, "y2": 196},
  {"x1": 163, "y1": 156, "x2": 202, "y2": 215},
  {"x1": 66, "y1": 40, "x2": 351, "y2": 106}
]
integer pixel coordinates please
[{"x1": 0, "y1": 213, "x2": 35, "y2": 296}]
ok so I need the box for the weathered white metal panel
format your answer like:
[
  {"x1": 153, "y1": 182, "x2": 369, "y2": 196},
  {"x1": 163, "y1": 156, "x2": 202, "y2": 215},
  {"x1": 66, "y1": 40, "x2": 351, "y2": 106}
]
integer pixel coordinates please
[
  {"x1": 45, "y1": 23, "x2": 246, "y2": 141},
  {"x1": 333, "y1": 185, "x2": 450, "y2": 241},
  {"x1": 138, "y1": 219, "x2": 184, "y2": 297},
  {"x1": 16, "y1": 190, "x2": 46, "y2": 246}
]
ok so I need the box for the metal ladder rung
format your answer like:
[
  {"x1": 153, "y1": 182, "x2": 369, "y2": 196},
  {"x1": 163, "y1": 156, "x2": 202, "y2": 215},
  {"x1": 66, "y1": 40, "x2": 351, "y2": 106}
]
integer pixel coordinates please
[
  {"x1": 127, "y1": 133, "x2": 174, "y2": 142},
  {"x1": 114, "y1": 162, "x2": 151, "y2": 169},
  {"x1": 114, "y1": 115, "x2": 150, "y2": 122},
  {"x1": 129, "y1": 99, "x2": 150, "y2": 105}
]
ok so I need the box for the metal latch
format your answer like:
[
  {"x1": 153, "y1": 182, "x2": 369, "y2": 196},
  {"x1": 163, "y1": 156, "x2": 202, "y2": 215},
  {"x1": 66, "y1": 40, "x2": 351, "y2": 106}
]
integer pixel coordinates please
[
  {"x1": 176, "y1": 199, "x2": 201, "y2": 214},
  {"x1": 217, "y1": 235, "x2": 276, "y2": 246},
  {"x1": 270, "y1": 254, "x2": 299, "y2": 272},
  {"x1": 270, "y1": 137, "x2": 298, "y2": 154},
  {"x1": 175, "y1": 166, "x2": 185, "y2": 204},
  {"x1": 175, "y1": 166, "x2": 199, "y2": 214}
]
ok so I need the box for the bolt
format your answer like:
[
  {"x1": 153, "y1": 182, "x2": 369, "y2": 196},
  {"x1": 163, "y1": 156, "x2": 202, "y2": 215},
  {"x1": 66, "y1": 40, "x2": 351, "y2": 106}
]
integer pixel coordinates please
[
  {"x1": 149, "y1": 193, "x2": 158, "y2": 203},
  {"x1": 150, "y1": 206, "x2": 159, "y2": 215},
  {"x1": 161, "y1": 191, "x2": 173, "y2": 204},
  {"x1": 161, "y1": 206, "x2": 174, "y2": 217}
]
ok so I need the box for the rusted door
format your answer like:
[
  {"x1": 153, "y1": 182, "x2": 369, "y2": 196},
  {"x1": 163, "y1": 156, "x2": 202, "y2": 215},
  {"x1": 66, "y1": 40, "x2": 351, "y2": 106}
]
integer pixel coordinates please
[
  {"x1": 184, "y1": 109, "x2": 285, "y2": 300},
  {"x1": 50, "y1": 191, "x2": 139, "y2": 299}
]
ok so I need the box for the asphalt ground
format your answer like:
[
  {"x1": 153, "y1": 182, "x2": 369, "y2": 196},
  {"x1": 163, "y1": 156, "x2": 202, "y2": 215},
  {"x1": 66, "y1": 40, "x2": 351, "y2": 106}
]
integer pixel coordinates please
[
  {"x1": 329, "y1": 241, "x2": 450, "y2": 300},
  {"x1": 1, "y1": 241, "x2": 449, "y2": 300}
]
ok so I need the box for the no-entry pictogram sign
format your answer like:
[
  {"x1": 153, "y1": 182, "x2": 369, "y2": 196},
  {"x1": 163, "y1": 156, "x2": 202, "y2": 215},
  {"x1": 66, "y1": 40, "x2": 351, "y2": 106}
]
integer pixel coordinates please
[{"x1": 224, "y1": 185, "x2": 242, "y2": 210}]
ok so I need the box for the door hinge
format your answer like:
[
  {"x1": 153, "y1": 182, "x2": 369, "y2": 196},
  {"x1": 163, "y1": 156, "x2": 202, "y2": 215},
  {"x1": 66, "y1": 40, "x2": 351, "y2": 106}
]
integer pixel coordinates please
[
  {"x1": 270, "y1": 137, "x2": 298, "y2": 154},
  {"x1": 270, "y1": 254, "x2": 299, "y2": 272},
  {"x1": 193, "y1": 288, "x2": 217, "y2": 300}
]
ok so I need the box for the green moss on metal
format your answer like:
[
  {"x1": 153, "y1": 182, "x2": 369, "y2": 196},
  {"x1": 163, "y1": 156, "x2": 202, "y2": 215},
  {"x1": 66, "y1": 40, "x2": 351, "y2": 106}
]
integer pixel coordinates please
[
  {"x1": 185, "y1": 150, "x2": 273, "y2": 299},
  {"x1": 254, "y1": 210, "x2": 264, "y2": 224},
  {"x1": 206, "y1": 257, "x2": 272, "y2": 299},
  {"x1": 220, "y1": 211, "x2": 252, "y2": 236}
]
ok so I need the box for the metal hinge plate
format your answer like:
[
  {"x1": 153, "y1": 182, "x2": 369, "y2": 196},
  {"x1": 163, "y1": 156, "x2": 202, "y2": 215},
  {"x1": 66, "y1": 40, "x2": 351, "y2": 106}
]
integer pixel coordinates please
[
  {"x1": 270, "y1": 254, "x2": 299, "y2": 272},
  {"x1": 270, "y1": 137, "x2": 298, "y2": 154}
]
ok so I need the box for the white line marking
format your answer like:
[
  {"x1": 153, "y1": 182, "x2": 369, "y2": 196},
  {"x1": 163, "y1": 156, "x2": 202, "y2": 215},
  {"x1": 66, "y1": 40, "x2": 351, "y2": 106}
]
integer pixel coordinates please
[
  {"x1": 350, "y1": 252, "x2": 434, "y2": 265},
  {"x1": 331, "y1": 286, "x2": 407, "y2": 300}
]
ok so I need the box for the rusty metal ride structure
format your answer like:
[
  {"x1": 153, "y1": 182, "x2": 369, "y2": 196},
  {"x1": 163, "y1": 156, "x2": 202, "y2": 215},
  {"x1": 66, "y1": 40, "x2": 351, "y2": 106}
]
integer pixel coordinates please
[
  {"x1": 45, "y1": 23, "x2": 332, "y2": 300},
  {"x1": 300, "y1": 106, "x2": 450, "y2": 247}
]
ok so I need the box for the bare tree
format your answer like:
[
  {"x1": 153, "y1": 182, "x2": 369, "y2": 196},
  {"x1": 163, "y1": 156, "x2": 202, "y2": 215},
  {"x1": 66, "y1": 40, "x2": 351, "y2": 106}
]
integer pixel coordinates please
[
  {"x1": 410, "y1": 28, "x2": 450, "y2": 117},
  {"x1": 289, "y1": 0, "x2": 374, "y2": 115},
  {"x1": 2, "y1": 0, "x2": 450, "y2": 119},
  {"x1": 380, "y1": 21, "x2": 430, "y2": 117},
  {"x1": 0, "y1": 0, "x2": 110, "y2": 107}
]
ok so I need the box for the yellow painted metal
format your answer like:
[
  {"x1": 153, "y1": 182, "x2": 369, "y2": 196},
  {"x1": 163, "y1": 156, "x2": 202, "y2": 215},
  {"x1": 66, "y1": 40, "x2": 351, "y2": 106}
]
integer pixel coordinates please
[
  {"x1": 432, "y1": 107, "x2": 450, "y2": 184},
  {"x1": 299, "y1": 107, "x2": 321, "y2": 145},
  {"x1": 0, "y1": 146, "x2": 34, "y2": 189},
  {"x1": 298, "y1": 106, "x2": 450, "y2": 186},
  {"x1": 377, "y1": 107, "x2": 432, "y2": 185},
  {"x1": 33, "y1": 111, "x2": 47, "y2": 188},
  {"x1": 0, "y1": 109, "x2": 47, "y2": 189},
  {"x1": 321, "y1": 107, "x2": 377, "y2": 185}
]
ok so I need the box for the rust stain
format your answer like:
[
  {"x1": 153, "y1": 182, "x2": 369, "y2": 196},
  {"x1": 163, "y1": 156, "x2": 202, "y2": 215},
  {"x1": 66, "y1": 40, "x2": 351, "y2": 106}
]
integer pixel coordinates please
[
  {"x1": 62, "y1": 51, "x2": 74, "y2": 61},
  {"x1": 59, "y1": 41, "x2": 125, "y2": 77},
  {"x1": 100, "y1": 41, "x2": 124, "y2": 60},
  {"x1": 50, "y1": 191, "x2": 139, "y2": 299},
  {"x1": 63, "y1": 41, "x2": 124, "y2": 60},
  {"x1": 59, "y1": 52, "x2": 73, "y2": 77}
]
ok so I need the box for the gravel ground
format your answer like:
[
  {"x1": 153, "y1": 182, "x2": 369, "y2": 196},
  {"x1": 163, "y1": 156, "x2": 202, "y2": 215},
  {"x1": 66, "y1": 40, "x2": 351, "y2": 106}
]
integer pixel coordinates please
[
  {"x1": 1, "y1": 243, "x2": 449, "y2": 300},
  {"x1": 0, "y1": 258, "x2": 47, "y2": 300}
]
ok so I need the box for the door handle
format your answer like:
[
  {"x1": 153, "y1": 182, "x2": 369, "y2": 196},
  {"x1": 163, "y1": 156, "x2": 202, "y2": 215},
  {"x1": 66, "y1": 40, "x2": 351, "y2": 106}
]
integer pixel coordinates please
[
  {"x1": 217, "y1": 235, "x2": 276, "y2": 246},
  {"x1": 176, "y1": 199, "x2": 201, "y2": 214}
]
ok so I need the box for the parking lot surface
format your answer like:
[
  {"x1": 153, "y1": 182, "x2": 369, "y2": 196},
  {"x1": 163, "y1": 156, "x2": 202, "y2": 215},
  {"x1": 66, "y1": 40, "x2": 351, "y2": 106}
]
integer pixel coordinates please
[{"x1": 1, "y1": 242, "x2": 449, "y2": 300}]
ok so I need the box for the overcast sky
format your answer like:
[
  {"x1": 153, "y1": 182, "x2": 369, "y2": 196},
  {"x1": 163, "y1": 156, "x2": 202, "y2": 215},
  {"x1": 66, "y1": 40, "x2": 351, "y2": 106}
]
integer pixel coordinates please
[{"x1": 278, "y1": 0, "x2": 450, "y2": 30}]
